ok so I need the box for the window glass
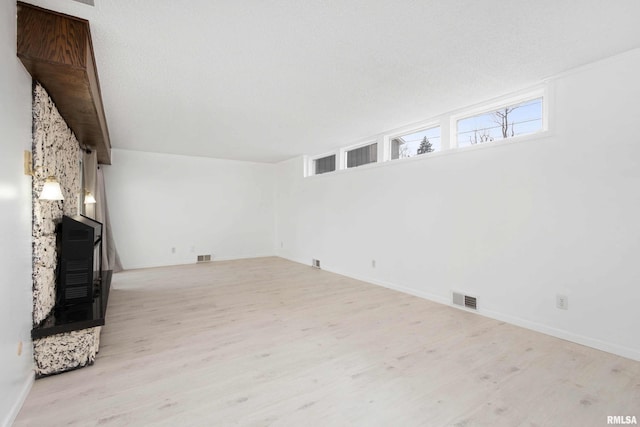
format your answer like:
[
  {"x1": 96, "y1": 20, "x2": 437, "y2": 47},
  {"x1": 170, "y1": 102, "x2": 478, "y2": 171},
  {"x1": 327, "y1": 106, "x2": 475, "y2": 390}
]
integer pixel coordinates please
[
  {"x1": 346, "y1": 143, "x2": 377, "y2": 168},
  {"x1": 457, "y1": 98, "x2": 543, "y2": 148},
  {"x1": 313, "y1": 155, "x2": 336, "y2": 175},
  {"x1": 391, "y1": 126, "x2": 441, "y2": 160}
]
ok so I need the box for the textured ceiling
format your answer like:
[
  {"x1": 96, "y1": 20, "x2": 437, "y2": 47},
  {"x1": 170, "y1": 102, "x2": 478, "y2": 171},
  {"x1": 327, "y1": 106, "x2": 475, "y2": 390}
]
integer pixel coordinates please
[{"x1": 26, "y1": 0, "x2": 640, "y2": 163}]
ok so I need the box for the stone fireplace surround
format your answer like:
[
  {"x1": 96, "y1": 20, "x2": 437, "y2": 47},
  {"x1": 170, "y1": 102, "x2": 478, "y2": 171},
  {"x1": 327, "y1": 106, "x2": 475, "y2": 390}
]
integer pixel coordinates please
[{"x1": 31, "y1": 82, "x2": 102, "y2": 376}]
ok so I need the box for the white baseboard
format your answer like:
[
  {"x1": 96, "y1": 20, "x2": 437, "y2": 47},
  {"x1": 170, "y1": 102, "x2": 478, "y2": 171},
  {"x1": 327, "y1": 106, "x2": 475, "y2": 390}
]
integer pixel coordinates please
[
  {"x1": 213, "y1": 253, "x2": 277, "y2": 262},
  {"x1": 123, "y1": 253, "x2": 279, "y2": 271},
  {"x1": 325, "y1": 266, "x2": 450, "y2": 306},
  {"x1": 277, "y1": 255, "x2": 640, "y2": 362},
  {"x1": 2, "y1": 372, "x2": 34, "y2": 427},
  {"x1": 478, "y1": 308, "x2": 640, "y2": 362}
]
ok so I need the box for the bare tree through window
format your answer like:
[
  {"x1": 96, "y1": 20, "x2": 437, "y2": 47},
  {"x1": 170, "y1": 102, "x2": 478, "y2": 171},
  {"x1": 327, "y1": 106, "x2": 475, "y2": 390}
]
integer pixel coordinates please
[{"x1": 458, "y1": 98, "x2": 543, "y2": 148}]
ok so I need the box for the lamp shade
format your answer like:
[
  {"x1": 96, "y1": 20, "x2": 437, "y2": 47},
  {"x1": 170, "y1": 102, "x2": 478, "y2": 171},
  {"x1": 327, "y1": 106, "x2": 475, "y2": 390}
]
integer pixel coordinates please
[
  {"x1": 84, "y1": 191, "x2": 96, "y2": 204},
  {"x1": 39, "y1": 176, "x2": 64, "y2": 201}
]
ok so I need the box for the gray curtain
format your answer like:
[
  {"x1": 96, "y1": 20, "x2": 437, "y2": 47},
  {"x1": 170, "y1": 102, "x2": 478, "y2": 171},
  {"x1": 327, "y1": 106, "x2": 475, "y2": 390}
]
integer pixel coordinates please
[
  {"x1": 95, "y1": 165, "x2": 123, "y2": 272},
  {"x1": 82, "y1": 149, "x2": 122, "y2": 272}
]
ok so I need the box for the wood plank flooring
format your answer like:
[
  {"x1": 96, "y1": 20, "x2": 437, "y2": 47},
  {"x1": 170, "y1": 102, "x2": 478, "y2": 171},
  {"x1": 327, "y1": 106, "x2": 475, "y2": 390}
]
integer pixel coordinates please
[{"x1": 14, "y1": 257, "x2": 640, "y2": 426}]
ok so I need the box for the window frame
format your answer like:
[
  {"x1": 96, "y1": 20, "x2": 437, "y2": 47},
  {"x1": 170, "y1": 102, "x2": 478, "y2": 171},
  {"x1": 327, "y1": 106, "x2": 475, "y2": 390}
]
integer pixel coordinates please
[
  {"x1": 343, "y1": 140, "x2": 378, "y2": 169},
  {"x1": 386, "y1": 122, "x2": 442, "y2": 162},
  {"x1": 307, "y1": 151, "x2": 339, "y2": 176},
  {"x1": 303, "y1": 84, "x2": 551, "y2": 178},
  {"x1": 450, "y1": 88, "x2": 548, "y2": 149}
]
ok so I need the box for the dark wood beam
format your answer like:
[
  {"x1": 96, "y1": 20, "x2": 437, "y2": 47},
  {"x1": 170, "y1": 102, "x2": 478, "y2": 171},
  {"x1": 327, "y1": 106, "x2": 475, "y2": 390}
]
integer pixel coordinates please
[{"x1": 17, "y1": 2, "x2": 112, "y2": 164}]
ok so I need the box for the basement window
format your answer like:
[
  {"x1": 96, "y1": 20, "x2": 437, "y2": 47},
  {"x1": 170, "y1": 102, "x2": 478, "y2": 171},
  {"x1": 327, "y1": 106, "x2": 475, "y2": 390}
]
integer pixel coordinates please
[
  {"x1": 313, "y1": 154, "x2": 336, "y2": 175},
  {"x1": 304, "y1": 86, "x2": 548, "y2": 177},
  {"x1": 390, "y1": 126, "x2": 441, "y2": 160},
  {"x1": 456, "y1": 96, "x2": 543, "y2": 148},
  {"x1": 346, "y1": 142, "x2": 377, "y2": 168}
]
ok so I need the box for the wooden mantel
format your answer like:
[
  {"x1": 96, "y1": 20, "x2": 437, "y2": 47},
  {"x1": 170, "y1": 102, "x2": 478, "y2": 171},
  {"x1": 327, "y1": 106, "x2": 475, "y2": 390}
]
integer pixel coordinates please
[{"x1": 17, "y1": 2, "x2": 112, "y2": 164}]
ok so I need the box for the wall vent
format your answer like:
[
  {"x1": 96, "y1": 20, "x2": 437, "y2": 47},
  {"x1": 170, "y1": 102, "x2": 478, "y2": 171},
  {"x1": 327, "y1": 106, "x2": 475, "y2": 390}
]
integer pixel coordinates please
[
  {"x1": 197, "y1": 254, "x2": 212, "y2": 263},
  {"x1": 452, "y1": 292, "x2": 478, "y2": 310},
  {"x1": 312, "y1": 259, "x2": 321, "y2": 269}
]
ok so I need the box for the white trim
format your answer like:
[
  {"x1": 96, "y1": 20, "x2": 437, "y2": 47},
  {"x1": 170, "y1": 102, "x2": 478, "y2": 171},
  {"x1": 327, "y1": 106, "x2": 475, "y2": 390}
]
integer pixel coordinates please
[
  {"x1": 453, "y1": 129, "x2": 551, "y2": 153},
  {"x1": 382, "y1": 134, "x2": 392, "y2": 162},
  {"x1": 2, "y1": 372, "x2": 34, "y2": 427},
  {"x1": 339, "y1": 271, "x2": 450, "y2": 306},
  {"x1": 376, "y1": 134, "x2": 386, "y2": 162},
  {"x1": 450, "y1": 87, "x2": 547, "y2": 149},
  {"x1": 385, "y1": 122, "x2": 441, "y2": 162},
  {"x1": 439, "y1": 115, "x2": 452, "y2": 151},
  {"x1": 211, "y1": 253, "x2": 277, "y2": 262},
  {"x1": 277, "y1": 254, "x2": 450, "y2": 305},
  {"x1": 276, "y1": 255, "x2": 640, "y2": 362},
  {"x1": 449, "y1": 86, "x2": 546, "y2": 124},
  {"x1": 478, "y1": 307, "x2": 640, "y2": 362},
  {"x1": 343, "y1": 139, "x2": 378, "y2": 153},
  {"x1": 543, "y1": 81, "x2": 556, "y2": 140},
  {"x1": 307, "y1": 151, "x2": 338, "y2": 177},
  {"x1": 337, "y1": 146, "x2": 346, "y2": 171},
  {"x1": 385, "y1": 121, "x2": 442, "y2": 142},
  {"x1": 301, "y1": 155, "x2": 309, "y2": 177},
  {"x1": 303, "y1": 82, "x2": 550, "y2": 177},
  {"x1": 344, "y1": 140, "x2": 378, "y2": 169},
  {"x1": 303, "y1": 128, "x2": 553, "y2": 180},
  {"x1": 121, "y1": 253, "x2": 279, "y2": 271}
]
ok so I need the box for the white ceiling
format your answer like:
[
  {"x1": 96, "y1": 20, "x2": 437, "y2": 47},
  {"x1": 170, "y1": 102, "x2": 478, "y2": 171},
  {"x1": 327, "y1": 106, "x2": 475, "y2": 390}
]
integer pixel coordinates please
[{"x1": 26, "y1": 0, "x2": 640, "y2": 163}]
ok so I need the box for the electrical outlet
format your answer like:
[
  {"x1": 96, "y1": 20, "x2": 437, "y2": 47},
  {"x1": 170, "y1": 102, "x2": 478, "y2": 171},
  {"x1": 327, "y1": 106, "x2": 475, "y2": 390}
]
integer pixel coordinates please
[
  {"x1": 171, "y1": 247, "x2": 176, "y2": 254},
  {"x1": 371, "y1": 259, "x2": 376, "y2": 268},
  {"x1": 556, "y1": 294, "x2": 568, "y2": 310}
]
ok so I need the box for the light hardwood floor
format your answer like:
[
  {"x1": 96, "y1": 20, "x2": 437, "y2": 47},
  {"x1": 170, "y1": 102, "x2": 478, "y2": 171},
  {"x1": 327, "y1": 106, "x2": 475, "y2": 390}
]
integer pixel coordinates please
[{"x1": 15, "y1": 257, "x2": 640, "y2": 426}]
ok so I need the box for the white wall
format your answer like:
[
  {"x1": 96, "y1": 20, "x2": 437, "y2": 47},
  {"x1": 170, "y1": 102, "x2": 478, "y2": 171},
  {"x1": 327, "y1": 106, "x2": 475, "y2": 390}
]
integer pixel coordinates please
[
  {"x1": 275, "y1": 50, "x2": 640, "y2": 361},
  {"x1": 103, "y1": 149, "x2": 276, "y2": 269},
  {"x1": 0, "y1": 2, "x2": 36, "y2": 425}
]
